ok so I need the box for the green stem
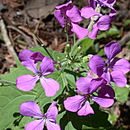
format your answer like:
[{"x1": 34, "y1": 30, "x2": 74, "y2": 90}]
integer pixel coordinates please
[
  {"x1": 70, "y1": 5, "x2": 101, "y2": 58},
  {"x1": 70, "y1": 39, "x2": 81, "y2": 57},
  {"x1": 73, "y1": 33, "x2": 76, "y2": 45},
  {"x1": 70, "y1": 17, "x2": 95, "y2": 57},
  {"x1": 64, "y1": 33, "x2": 69, "y2": 53}
]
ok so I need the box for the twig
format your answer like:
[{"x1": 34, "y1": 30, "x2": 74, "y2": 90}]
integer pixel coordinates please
[
  {"x1": 118, "y1": 32, "x2": 130, "y2": 46},
  {"x1": 7, "y1": 25, "x2": 35, "y2": 48},
  {"x1": 0, "y1": 16, "x2": 17, "y2": 59},
  {"x1": 18, "y1": 26, "x2": 38, "y2": 46}
]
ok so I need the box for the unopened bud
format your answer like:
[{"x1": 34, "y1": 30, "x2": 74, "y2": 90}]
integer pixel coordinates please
[
  {"x1": 76, "y1": 46, "x2": 81, "y2": 52},
  {"x1": 75, "y1": 67, "x2": 79, "y2": 72}
]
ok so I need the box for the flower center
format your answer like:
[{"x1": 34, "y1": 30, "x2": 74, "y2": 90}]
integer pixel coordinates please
[
  {"x1": 108, "y1": 68, "x2": 112, "y2": 72},
  {"x1": 85, "y1": 94, "x2": 90, "y2": 100},
  {"x1": 38, "y1": 72, "x2": 42, "y2": 77}
]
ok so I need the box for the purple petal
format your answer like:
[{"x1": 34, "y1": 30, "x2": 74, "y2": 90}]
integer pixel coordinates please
[
  {"x1": 39, "y1": 57, "x2": 55, "y2": 76},
  {"x1": 20, "y1": 101, "x2": 43, "y2": 118},
  {"x1": 46, "y1": 102, "x2": 58, "y2": 121},
  {"x1": 92, "y1": 85, "x2": 115, "y2": 107},
  {"x1": 54, "y1": 10, "x2": 65, "y2": 27},
  {"x1": 55, "y1": 0, "x2": 72, "y2": 10},
  {"x1": 101, "y1": 71, "x2": 111, "y2": 85},
  {"x1": 97, "y1": 15, "x2": 111, "y2": 31},
  {"x1": 76, "y1": 77, "x2": 91, "y2": 95},
  {"x1": 16, "y1": 75, "x2": 39, "y2": 91},
  {"x1": 19, "y1": 50, "x2": 38, "y2": 73},
  {"x1": 111, "y1": 71, "x2": 127, "y2": 87},
  {"x1": 78, "y1": 101, "x2": 94, "y2": 116},
  {"x1": 88, "y1": 55, "x2": 105, "y2": 76},
  {"x1": 88, "y1": 0, "x2": 96, "y2": 8},
  {"x1": 25, "y1": 119, "x2": 44, "y2": 130},
  {"x1": 71, "y1": 23, "x2": 89, "y2": 39},
  {"x1": 88, "y1": 23, "x2": 99, "y2": 39},
  {"x1": 109, "y1": 8, "x2": 116, "y2": 21},
  {"x1": 92, "y1": 96, "x2": 114, "y2": 107},
  {"x1": 107, "y1": 0, "x2": 116, "y2": 5},
  {"x1": 66, "y1": 5, "x2": 82, "y2": 23},
  {"x1": 64, "y1": 95, "x2": 85, "y2": 112},
  {"x1": 40, "y1": 77, "x2": 59, "y2": 97},
  {"x1": 46, "y1": 121, "x2": 61, "y2": 130},
  {"x1": 21, "y1": 60, "x2": 38, "y2": 73},
  {"x1": 19, "y1": 50, "x2": 34, "y2": 62},
  {"x1": 98, "y1": 85, "x2": 115, "y2": 98},
  {"x1": 110, "y1": 58, "x2": 130, "y2": 74},
  {"x1": 30, "y1": 52, "x2": 44, "y2": 63},
  {"x1": 89, "y1": 78, "x2": 107, "y2": 93},
  {"x1": 81, "y1": 7, "x2": 99, "y2": 19},
  {"x1": 104, "y1": 41, "x2": 121, "y2": 61}
]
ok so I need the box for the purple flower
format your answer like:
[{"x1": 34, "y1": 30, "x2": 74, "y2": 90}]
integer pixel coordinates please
[
  {"x1": 88, "y1": 15, "x2": 111, "y2": 39},
  {"x1": 54, "y1": 1, "x2": 88, "y2": 39},
  {"x1": 96, "y1": 0, "x2": 117, "y2": 20},
  {"x1": 80, "y1": 5, "x2": 111, "y2": 39},
  {"x1": 20, "y1": 101, "x2": 61, "y2": 130},
  {"x1": 64, "y1": 76, "x2": 114, "y2": 116},
  {"x1": 89, "y1": 42, "x2": 130, "y2": 87},
  {"x1": 16, "y1": 50, "x2": 59, "y2": 97},
  {"x1": 89, "y1": 0, "x2": 116, "y2": 9},
  {"x1": 88, "y1": 0, "x2": 97, "y2": 9},
  {"x1": 96, "y1": 0, "x2": 116, "y2": 9}
]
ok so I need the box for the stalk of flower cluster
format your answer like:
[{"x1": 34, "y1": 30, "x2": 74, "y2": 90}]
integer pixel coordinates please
[
  {"x1": 70, "y1": 5, "x2": 101, "y2": 58},
  {"x1": 88, "y1": 4, "x2": 101, "y2": 31}
]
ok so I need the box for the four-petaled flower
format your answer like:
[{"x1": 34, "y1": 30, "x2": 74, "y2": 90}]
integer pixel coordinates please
[
  {"x1": 20, "y1": 101, "x2": 61, "y2": 130},
  {"x1": 89, "y1": 42, "x2": 130, "y2": 87},
  {"x1": 54, "y1": 0, "x2": 89, "y2": 39},
  {"x1": 16, "y1": 50, "x2": 59, "y2": 97},
  {"x1": 88, "y1": 15, "x2": 111, "y2": 39},
  {"x1": 64, "y1": 76, "x2": 115, "y2": 116},
  {"x1": 89, "y1": 0, "x2": 116, "y2": 10}
]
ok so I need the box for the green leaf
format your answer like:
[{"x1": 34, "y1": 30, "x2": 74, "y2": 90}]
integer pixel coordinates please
[
  {"x1": 97, "y1": 48, "x2": 104, "y2": 56},
  {"x1": 0, "y1": 86, "x2": 35, "y2": 129},
  {"x1": 108, "y1": 114, "x2": 118, "y2": 124},
  {"x1": 0, "y1": 68, "x2": 33, "y2": 84},
  {"x1": 97, "y1": 25, "x2": 120, "y2": 39},
  {"x1": 56, "y1": 104, "x2": 113, "y2": 130},
  {"x1": 112, "y1": 83, "x2": 130, "y2": 102},
  {"x1": 124, "y1": 19, "x2": 130, "y2": 26},
  {"x1": 80, "y1": 37, "x2": 95, "y2": 53}
]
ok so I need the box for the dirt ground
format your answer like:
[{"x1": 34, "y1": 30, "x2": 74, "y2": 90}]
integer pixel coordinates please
[{"x1": 0, "y1": 0, "x2": 130, "y2": 129}]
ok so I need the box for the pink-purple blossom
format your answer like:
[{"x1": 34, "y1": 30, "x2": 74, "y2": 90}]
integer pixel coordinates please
[
  {"x1": 16, "y1": 50, "x2": 59, "y2": 97},
  {"x1": 88, "y1": 15, "x2": 111, "y2": 39},
  {"x1": 80, "y1": 6, "x2": 111, "y2": 39},
  {"x1": 64, "y1": 76, "x2": 114, "y2": 116},
  {"x1": 89, "y1": 0, "x2": 116, "y2": 10},
  {"x1": 20, "y1": 101, "x2": 61, "y2": 130},
  {"x1": 54, "y1": 0, "x2": 88, "y2": 39},
  {"x1": 88, "y1": 42, "x2": 130, "y2": 87}
]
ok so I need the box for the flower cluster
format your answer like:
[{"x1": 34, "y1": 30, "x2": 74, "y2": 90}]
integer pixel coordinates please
[
  {"x1": 64, "y1": 41, "x2": 129, "y2": 115},
  {"x1": 16, "y1": 1, "x2": 130, "y2": 130},
  {"x1": 18, "y1": 42, "x2": 129, "y2": 129},
  {"x1": 54, "y1": 0, "x2": 116, "y2": 39}
]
